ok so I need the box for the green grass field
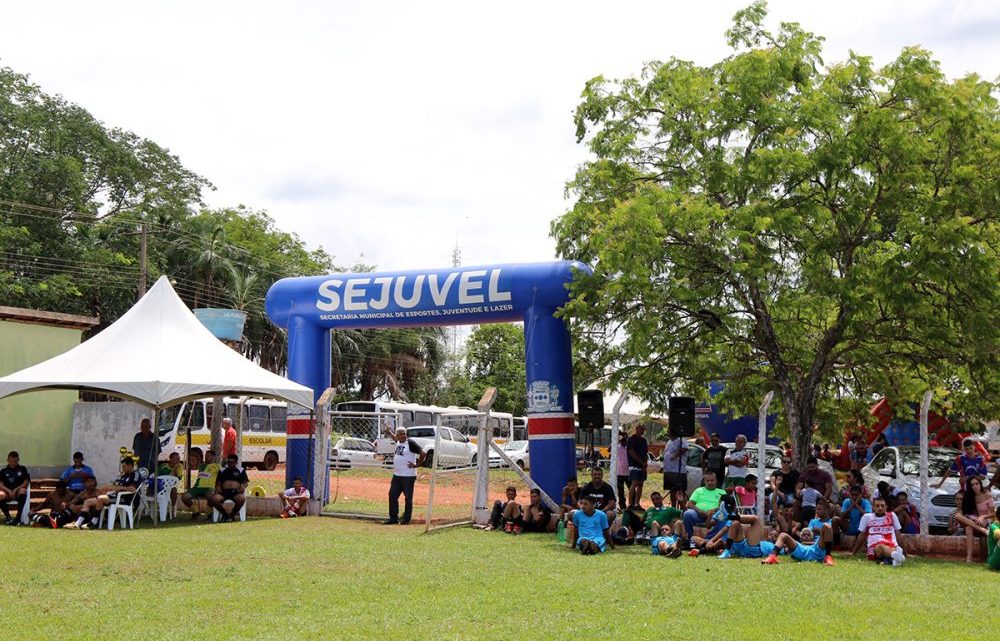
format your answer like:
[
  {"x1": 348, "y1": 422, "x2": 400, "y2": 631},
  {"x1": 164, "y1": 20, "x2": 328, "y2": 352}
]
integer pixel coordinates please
[{"x1": 1, "y1": 518, "x2": 996, "y2": 641}]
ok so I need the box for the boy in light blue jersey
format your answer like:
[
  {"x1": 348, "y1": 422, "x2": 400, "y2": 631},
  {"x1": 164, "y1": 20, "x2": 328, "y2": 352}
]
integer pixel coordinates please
[
  {"x1": 650, "y1": 522, "x2": 683, "y2": 558},
  {"x1": 763, "y1": 521, "x2": 836, "y2": 565},
  {"x1": 572, "y1": 496, "x2": 613, "y2": 554},
  {"x1": 719, "y1": 514, "x2": 775, "y2": 559}
]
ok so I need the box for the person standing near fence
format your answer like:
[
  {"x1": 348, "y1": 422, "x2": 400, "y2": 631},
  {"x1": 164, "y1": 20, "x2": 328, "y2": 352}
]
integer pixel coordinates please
[{"x1": 385, "y1": 427, "x2": 425, "y2": 525}]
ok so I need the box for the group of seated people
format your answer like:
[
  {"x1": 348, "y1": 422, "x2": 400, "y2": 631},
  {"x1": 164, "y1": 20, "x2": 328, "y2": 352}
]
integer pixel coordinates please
[
  {"x1": 485, "y1": 448, "x2": 1000, "y2": 570},
  {"x1": 4, "y1": 448, "x2": 253, "y2": 529}
]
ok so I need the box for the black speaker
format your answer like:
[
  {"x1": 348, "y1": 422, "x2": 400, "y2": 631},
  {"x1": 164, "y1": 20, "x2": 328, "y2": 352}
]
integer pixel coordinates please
[
  {"x1": 577, "y1": 390, "x2": 605, "y2": 431},
  {"x1": 668, "y1": 396, "x2": 696, "y2": 439}
]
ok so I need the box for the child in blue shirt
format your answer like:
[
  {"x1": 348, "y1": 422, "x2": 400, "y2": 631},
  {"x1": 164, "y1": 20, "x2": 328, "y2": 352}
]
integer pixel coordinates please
[{"x1": 572, "y1": 496, "x2": 613, "y2": 554}]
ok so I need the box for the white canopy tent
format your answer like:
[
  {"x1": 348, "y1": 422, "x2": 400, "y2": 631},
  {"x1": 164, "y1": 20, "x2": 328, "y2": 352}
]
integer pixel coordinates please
[
  {"x1": 0, "y1": 276, "x2": 314, "y2": 525},
  {"x1": 0, "y1": 276, "x2": 313, "y2": 409}
]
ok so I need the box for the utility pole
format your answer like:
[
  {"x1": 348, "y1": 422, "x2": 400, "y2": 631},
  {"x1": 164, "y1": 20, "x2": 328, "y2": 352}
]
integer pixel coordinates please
[{"x1": 138, "y1": 221, "x2": 148, "y2": 297}]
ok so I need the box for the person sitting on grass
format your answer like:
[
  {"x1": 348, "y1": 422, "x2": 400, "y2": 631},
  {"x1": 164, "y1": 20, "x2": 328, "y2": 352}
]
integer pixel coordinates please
[
  {"x1": 571, "y1": 495, "x2": 613, "y2": 554},
  {"x1": 280, "y1": 476, "x2": 311, "y2": 518},
  {"x1": 62, "y1": 475, "x2": 101, "y2": 529},
  {"x1": 29, "y1": 480, "x2": 74, "y2": 528},
  {"x1": 630, "y1": 491, "x2": 682, "y2": 543},
  {"x1": 986, "y1": 506, "x2": 1000, "y2": 571},
  {"x1": 0, "y1": 451, "x2": 30, "y2": 525},
  {"x1": 680, "y1": 471, "x2": 728, "y2": 547},
  {"x1": 952, "y1": 477, "x2": 996, "y2": 563},
  {"x1": 839, "y1": 484, "x2": 872, "y2": 537},
  {"x1": 807, "y1": 501, "x2": 839, "y2": 540},
  {"x1": 489, "y1": 486, "x2": 524, "y2": 533},
  {"x1": 892, "y1": 490, "x2": 920, "y2": 535},
  {"x1": 650, "y1": 522, "x2": 684, "y2": 558},
  {"x1": 796, "y1": 480, "x2": 823, "y2": 526},
  {"x1": 716, "y1": 514, "x2": 775, "y2": 560},
  {"x1": 684, "y1": 494, "x2": 736, "y2": 556},
  {"x1": 522, "y1": 488, "x2": 554, "y2": 533},
  {"x1": 560, "y1": 476, "x2": 580, "y2": 519},
  {"x1": 578, "y1": 467, "x2": 617, "y2": 526},
  {"x1": 762, "y1": 522, "x2": 836, "y2": 566},
  {"x1": 852, "y1": 496, "x2": 905, "y2": 566},
  {"x1": 734, "y1": 474, "x2": 758, "y2": 514},
  {"x1": 181, "y1": 449, "x2": 220, "y2": 518},
  {"x1": 211, "y1": 454, "x2": 249, "y2": 523}
]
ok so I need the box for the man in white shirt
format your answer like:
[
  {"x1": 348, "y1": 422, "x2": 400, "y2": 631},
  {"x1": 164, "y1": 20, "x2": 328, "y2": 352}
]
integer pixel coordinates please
[
  {"x1": 852, "y1": 496, "x2": 905, "y2": 566},
  {"x1": 385, "y1": 427, "x2": 425, "y2": 525},
  {"x1": 280, "y1": 476, "x2": 311, "y2": 518},
  {"x1": 725, "y1": 434, "x2": 750, "y2": 486},
  {"x1": 662, "y1": 436, "x2": 688, "y2": 507}
]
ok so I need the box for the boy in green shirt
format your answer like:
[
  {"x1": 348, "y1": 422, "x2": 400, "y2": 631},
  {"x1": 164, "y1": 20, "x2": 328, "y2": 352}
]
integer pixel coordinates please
[
  {"x1": 629, "y1": 491, "x2": 683, "y2": 543},
  {"x1": 987, "y1": 507, "x2": 1000, "y2": 571}
]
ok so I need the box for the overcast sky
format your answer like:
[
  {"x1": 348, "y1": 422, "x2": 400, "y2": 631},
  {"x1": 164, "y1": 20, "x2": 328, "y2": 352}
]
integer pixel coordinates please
[{"x1": 1, "y1": 1, "x2": 997, "y2": 274}]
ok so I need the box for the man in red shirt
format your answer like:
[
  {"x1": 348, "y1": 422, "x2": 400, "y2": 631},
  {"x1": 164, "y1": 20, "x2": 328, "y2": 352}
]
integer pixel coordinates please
[{"x1": 222, "y1": 418, "x2": 238, "y2": 459}]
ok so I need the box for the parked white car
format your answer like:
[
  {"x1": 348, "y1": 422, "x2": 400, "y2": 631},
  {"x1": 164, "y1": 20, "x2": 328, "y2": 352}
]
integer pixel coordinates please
[
  {"x1": 374, "y1": 425, "x2": 477, "y2": 469},
  {"x1": 329, "y1": 437, "x2": 388, "y2": 470},
  {"x1": 862, "y1": 445, "x2": 1000, "y2": 530},
  {"x1": 489, "y1": 440, "x2": 530, "y2": 470}
]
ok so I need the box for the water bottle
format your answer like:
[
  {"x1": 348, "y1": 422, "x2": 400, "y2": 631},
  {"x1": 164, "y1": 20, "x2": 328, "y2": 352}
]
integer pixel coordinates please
[{"x1": 557, "y1": 519, "x2": 566, "y2": 543}]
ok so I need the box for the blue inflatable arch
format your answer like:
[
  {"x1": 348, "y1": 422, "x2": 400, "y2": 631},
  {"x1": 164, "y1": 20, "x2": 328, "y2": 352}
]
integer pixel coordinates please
[{"x1": 265, "y1": 260, "x2": 591, "y2": 503}]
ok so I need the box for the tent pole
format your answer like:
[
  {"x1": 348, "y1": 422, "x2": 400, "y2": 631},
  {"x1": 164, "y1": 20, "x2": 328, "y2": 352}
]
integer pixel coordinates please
[{"x1": 153, "y1": 407, "x2": 160, "y2": 527}]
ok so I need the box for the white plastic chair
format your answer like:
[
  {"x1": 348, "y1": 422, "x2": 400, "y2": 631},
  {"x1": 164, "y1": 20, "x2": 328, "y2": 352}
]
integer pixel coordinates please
[
  {"x1": 98, "y1": 489, "x2": 144, "y2": 530},
  {"x1": 99, "y1": 469, "x2": 148, "y2": 530},
  {"x1": 143, "y1": 476, "x2": 179, "y2": 522},
  {"x1": 212, "y1": 498, "x2": 247, "y2": 522},
  {"x1": 3, "y1": 486, "x2": 30, "y2": 524}
]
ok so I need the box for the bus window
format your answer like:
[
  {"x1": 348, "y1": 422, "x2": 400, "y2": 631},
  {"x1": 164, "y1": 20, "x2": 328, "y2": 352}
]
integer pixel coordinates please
[
  {"x1": 179, "y1": 401, "x2": 205, "y2": 432},
  {"x1": 225, "y1": 404, "x2": 249, "y2": 430},
  {"x1": 500, "y1": 418, "x2": 511, "y2": 439},
  {"x1": 413, "y1": 411, "x2": 433, "y2": 425},
  {"x1": 337, "y1": 402, "x2": 377, "y2": 413},
  {"x1": 398, "y1": 410, "x2": 414, "y2": 426},
  {"x1": 249, "y1": 405, "x2": 270, "y2": 432},
  {"x1": 488, "y1": 417, "x2": 500, "y2": 439},
  {"x1": 158, "y1": 405, "x2": 180, "y2": 435},
  {"x1": 270, "y1": 405, "x2": 286, "y2": 433}
]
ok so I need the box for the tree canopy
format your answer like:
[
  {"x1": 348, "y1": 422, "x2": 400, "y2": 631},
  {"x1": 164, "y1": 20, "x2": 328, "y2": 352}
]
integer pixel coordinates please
[
  {"x1": 553, "y1": 2, "x2": 1000, "y2": 463},
  {"x1": 0, "y1": 65, "x2": 446, "y2": 402}
]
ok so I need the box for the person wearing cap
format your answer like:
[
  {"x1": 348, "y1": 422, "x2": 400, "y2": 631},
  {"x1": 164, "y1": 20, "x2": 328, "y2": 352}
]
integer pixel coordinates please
[
  {"x1": 60, "y1": 452, "x2": 95, "y2": 492},
  {"x1": 385, "y1": 427, "x2": 425, "y2": 525}
]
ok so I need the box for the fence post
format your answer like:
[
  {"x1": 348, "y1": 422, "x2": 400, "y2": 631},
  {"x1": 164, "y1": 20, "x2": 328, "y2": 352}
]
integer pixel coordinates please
[
  {"x1": 919, "y1": 390, "x2": 932, "y2": 537},
  {"x1": 313, "y1": 388, "x2": 335, "y2": 508},
  {"x1": 756, "y1": 391, "x2": 774, "y2": 518},
  {"x1": 472, "y1": 388, "x2": 498, "y2": 526}
]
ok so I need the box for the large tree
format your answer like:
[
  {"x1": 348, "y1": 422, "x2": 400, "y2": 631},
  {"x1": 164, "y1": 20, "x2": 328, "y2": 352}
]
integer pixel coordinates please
[{"x1": 553, "y1": 2, "x2": 1000, "y2": 465}]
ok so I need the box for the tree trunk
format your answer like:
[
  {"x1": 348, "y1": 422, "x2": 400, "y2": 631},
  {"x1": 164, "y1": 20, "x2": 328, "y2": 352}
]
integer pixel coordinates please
[
  {"x1": 210, "y1": 396, "x2": 224, "y2": 455},
  {"x1": 778, "y1": 385, "x2": 814, "y2": 470}
]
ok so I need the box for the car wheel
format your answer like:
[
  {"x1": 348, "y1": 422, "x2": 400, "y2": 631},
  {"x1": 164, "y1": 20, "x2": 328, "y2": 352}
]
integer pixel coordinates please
[
  {"x1": 471, "y1": 454, "x2": 477, "y2": 467},
  {"x1": 262, "y1": 451, "x2": 279, "y2": 471},
  {"x1": 517, "y1": 459, "x2": 525, "y2": 469},
  {"x1": 423, "y1": 451, "x2": 434, "y2": 468}
]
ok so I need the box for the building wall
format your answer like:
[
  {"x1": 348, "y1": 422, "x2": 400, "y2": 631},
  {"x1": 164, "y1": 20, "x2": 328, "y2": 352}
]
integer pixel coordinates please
[
  {"x1": 71, "y1": 402, "x2": 153, "y2": 484},
  {"x1": 0, "y1": 320, "x2": 84, "y2": 468}
]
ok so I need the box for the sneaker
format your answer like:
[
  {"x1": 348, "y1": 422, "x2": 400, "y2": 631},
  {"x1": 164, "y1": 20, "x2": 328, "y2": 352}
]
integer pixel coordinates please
[
  {"x1": 399, "y1": 519, "x2": 410, "y2": 525},
  {"x1": 289, "y1": 511, "x2": 298, "y2": 518},
  {"x1": 688, "y1": 548, "x2": 700, "y2": 557},
  {"x1": 81, "y1": 523, "x2": 92, "y2": 530},
  {"x1": 3, "y1": 517, "x2": 12, "y2": 526},
  {"x1": 63, "y1": 522, "x2": 79, "y2": 529},
  {"x1": 891, "y1": 548, "x2": 905, "y2": 567},
  {"x1": 761, "y1": 555, "x2": 779, "y2": 565},
  {"x1": 50, "y1": 516, "x2": 59, "y2": 529},
  {"x1": 823, "y1": 555, "x2": 835, "y2": 566},
  {"x1": 717, "y1": 549, "x2": 732, "y2": 559},
  {"x1": 382, "y1": 519, "x2": 399, "y2": 525},
  {"x1": 669, "y1": 547, "x2": 683, "y2": 559}
]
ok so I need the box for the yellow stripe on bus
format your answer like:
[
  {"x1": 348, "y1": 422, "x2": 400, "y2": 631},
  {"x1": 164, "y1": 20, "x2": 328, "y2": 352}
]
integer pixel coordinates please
[{"x1": 186, "y1": 434, "x2": 287, "y2": 447}]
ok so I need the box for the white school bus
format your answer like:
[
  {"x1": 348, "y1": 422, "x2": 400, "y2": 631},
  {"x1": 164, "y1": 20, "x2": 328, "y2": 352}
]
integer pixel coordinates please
[{"x1": 158, "y1": 397, "x2": 288, "y2": 469}]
